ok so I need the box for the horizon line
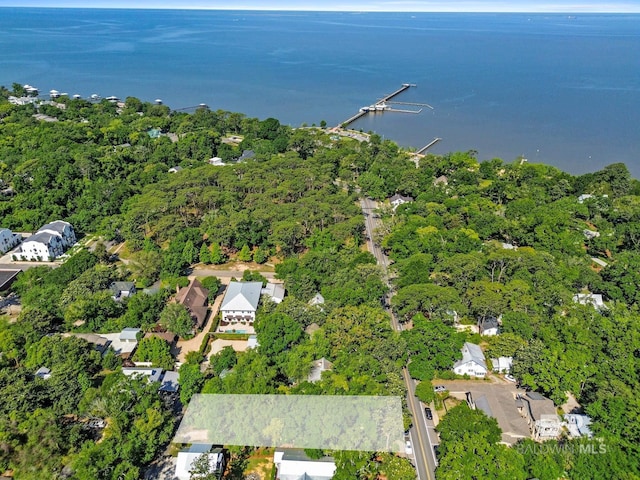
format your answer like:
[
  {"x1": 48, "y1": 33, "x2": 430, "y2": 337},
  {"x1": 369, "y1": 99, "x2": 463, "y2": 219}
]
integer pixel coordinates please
[{"x1": 2, "y1": 5, "x2": 640, "y2": 13}]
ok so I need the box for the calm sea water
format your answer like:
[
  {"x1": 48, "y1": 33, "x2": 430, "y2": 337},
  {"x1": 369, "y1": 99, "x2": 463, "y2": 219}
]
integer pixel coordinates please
[{"x1": 1, "y1": 8, "x2": 639, "y2": 176}]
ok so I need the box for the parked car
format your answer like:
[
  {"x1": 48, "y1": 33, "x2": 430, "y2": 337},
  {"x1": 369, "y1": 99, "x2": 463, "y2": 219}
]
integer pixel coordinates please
[
  {"x1": 505, "y1": 374, "x2": 517, "y2": 383},
  {"x1": 425, "y1": 407, "x2": 433, "y2": 420},
  {"x1": 434, "y1": 385, "x2": 446, "y2": 393},
  {"x1": 405, "y1": 440, "x2": 413, "y2": 455}
]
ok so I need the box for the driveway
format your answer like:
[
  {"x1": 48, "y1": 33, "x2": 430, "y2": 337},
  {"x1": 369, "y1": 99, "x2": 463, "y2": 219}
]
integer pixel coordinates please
[{"x1": 175, "y1": 292, "x2": 224, "y2": 363}]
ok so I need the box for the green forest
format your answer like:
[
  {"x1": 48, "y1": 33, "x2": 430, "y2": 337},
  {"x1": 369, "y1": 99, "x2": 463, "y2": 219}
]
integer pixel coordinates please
[{"x1": 0, "y1": 83, "x2": 639, "y2": 479}]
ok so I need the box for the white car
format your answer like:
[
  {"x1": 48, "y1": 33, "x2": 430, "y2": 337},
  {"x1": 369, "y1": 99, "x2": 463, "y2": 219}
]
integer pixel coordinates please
[
  {"x1": 505, "y1": 374, "x2": 517, "y2": 383},
  {"x1": 405, "y1": 440, "x2": 413, "y2": 456}
]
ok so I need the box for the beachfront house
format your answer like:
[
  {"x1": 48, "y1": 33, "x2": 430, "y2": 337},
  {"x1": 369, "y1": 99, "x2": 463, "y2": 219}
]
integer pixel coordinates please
[{"x1": 218, "y1": 281, "x2": 262, "y2": 333}]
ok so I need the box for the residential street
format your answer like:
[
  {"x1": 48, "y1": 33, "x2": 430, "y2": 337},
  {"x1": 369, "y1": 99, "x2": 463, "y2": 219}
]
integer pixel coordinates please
[{"x1": 360, "y1": 197, "x2": 437, "y2": 480}]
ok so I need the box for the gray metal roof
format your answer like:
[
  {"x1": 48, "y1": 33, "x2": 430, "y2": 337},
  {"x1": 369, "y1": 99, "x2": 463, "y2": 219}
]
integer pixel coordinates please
[
  {"x1": 455, "y1": 342, "x2": 487, "y2": 370},
  {"x1": 221, "y1": 281, "x2": 262, "y2": 311},
  {"x1": 25, "y1": 231, "x2": 61, "y2": 246},
  {"x1": 38, "y1": 220, "x2": 70, "y2": 235}
]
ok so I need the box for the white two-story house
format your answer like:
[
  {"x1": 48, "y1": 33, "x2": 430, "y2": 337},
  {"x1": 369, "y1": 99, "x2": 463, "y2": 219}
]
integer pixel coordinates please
[
  {"x1": 218, "y1": 281, "x2": 262, "y2": 334},
  {"x1": 17, "y1": 220, "x2": 76, "y2": 261}
]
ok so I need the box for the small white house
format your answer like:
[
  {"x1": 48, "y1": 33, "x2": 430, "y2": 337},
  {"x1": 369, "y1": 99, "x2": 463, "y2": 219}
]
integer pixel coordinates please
[
  {"x1": 176, "y1": 445, "x2": 225, "y2": 480},
  {"x1": 491, "y1": 356, "x2": 513, "y2": 373},
  {"x1": 389, "y1": 193, "x2": 414, "y2": 210},
  {"x1": 573, "y1": 293, "x2": 606, "y2": 310},
  {"x1": 478, "y1": 316, "x2": 500, "y2": 336},
  {"x1": 0, "y1": 228, "x2": 20, "y2": 254},
  {"x1": 274, "y1": 449, "x2": 336, "y2": 480},
  {"x1": 208, "y1": 156, "x2": 226, "y2": 166},
  {"x1": 453, "y1": 342, "x2": 488, "y2": 377},
  {"x1": 262, "y1": 282, "x2": 285, "y2": 304}
]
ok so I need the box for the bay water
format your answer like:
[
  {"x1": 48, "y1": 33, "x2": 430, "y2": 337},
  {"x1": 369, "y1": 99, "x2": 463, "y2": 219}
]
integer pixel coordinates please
[{"x1": 1, "y1": 8, "x2": 639, "y2": 176}]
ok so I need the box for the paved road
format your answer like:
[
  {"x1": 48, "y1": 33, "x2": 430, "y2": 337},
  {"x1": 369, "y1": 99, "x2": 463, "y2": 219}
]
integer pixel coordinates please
[{"x1": 360, "y1": 197, "x2": 437, "y2": 480}]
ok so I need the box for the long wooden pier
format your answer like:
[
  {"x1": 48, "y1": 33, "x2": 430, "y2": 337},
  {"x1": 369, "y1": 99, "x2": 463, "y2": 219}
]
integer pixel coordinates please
[
  {"x1": 416, "y1": 137, "x2": 442, "y2": 154},
  {"x1": 339, "y1": 83, "x2": 417, "y2": 128}
]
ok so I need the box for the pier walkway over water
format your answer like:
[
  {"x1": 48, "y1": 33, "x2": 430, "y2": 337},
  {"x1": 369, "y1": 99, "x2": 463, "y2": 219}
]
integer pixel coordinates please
[{"x1": 339, "y1": 83, "x2": 418, "y2": 128}]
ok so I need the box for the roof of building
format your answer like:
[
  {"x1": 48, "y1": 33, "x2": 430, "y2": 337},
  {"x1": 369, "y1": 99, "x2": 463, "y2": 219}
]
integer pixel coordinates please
[
  {"x1": 119, "y1": 327, "x2": 141, "y2": 341},
  {"x1": 262, "y1": 282, "x2": 285, "y2": 303},
  {"x1": 159, "y1": 371, "x2": 180, "y2": 392},
  {"x1": 23, "y1": 231, "x2": 60, "y2": 246},
  {"x1": 35, "y1": 366, "x2": 51, "y2": 377},
  {"x1": 221, "y1": 281, "x2": 262, "y2": 312},
  {"x1": 247, "y1": 335, "x2": 259, "y2": 349},
  {"x1": 143, "y1": 331, "x2": 177, "y2": 344},
  {"x1": 573, "y1": 293, "x2": 605, "y2": 308},
  {"x1": 478, "y1": 316, "x2": 500, "y2": 331},
  {"x1": 176, "y1": 278, "x2": 209, "y2": 328},
  {"x1": 309, "y1": 293, "x2": 325, "y2": 306},
  {"x1": 65, "y1": 332, "x2": 111, "y2": 353},
  {"x1": 110, "y1": 281, "x2": 135, "y2": 293},
  {"x1": 168, "y1": 166, "x2": 183, "y2": 172},
  {"x1": 238, "y1": 149, "x2": 256, "y2": 161},
  {"x1": 274, "y1": 449, "x2": 336, "y2": 480},
  {"x1": 38, "y1": 220, "x2": 71, "y2": 235},
  {"x1": 122, "y1": 367, "x2": 163, "y2": 383},
  {"x1": 0, "y1": 269, "x2": 21, "y2": 291},
  {"x1": 389, "y1": 193, "x2": 414, "y2": 204},
  {"x1": 307, "y1": 357, "x2": 333, "y2": 383},
  {"x1": 522, "y1": 392, "x2": 559, "y2": 422},
  {"x1": 491, "y1": 356, "x2": 513, "y2": 372},
  {"x1": 454, "y1": 342, "x2": 487, "y2": 371}
]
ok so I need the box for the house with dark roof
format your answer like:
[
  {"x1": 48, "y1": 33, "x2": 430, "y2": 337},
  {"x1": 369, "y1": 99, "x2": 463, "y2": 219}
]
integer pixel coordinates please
[
  {"x1": 478, "y1": 316, "x2": 500, "y2": 336},
  {"x1": 219, "y1": 281, "x2": 262, "y2": 333},
  {"x1": 453, "y1": 342, "x2": 488, "y2": 377},
  {"x1": 0, "y1": 269, "x2": 21, "y2": 292},
  {"x1": 237, "y1": 149, "x2": 256, "y2": 162},
  {"x1": 16, "y1": 220, "x2": 76, "y2": 261},
  {"x1": 65, "y1": 332, "x2": 112, "y2": 355},
  {"x1": 110, "y1": 281, "x2": 136, "y2": 301},
  {"x1": 516, "y1": 392, "x2": 562, "y2": 441},
  {"x1": 38, "y1": 220, "x2": 76, "y2": 248},
  {"x1": 176, "y1": 278, "x2": 209, "y2": 330},
  {"x1": 389, "y1": 193, "x2": 414, "y2": 209}
]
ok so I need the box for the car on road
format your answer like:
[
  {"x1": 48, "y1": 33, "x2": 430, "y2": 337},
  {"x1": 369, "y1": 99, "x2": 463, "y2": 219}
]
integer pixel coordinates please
[
  {"x1": 433, "y1": 385, "x2": 446, "y2": 393},
  {"x1": 405, "y1": 440, "x2": 413, "y2": 456},
  {"x1": 505, "y1": 374, "x2": 517, "y2": 383},
  {"x1": 424, "y1": 407, "x2": 433, "y2": 420}
]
